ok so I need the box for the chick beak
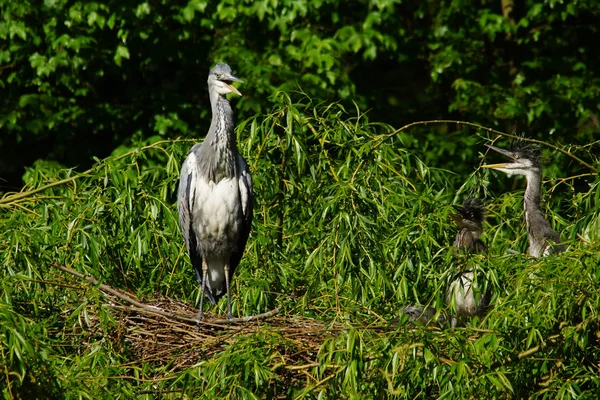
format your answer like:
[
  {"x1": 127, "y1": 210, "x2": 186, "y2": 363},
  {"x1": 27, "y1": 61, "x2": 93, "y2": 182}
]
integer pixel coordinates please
[{"x1": 482, "y1": 144, "x2": 514, "y2": 169}]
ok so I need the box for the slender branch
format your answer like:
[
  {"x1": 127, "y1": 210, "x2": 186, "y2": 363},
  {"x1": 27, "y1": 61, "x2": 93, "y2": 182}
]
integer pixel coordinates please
[
  {"x1": 391, "y1": 120, "x2": 598, "y2": 173},
  {"x1": 518, "y1": 345, "x2": 540, "y2": 359},
  {"x1": 54, "y1": 263, "x2": 201, "y2": 324},
  {"x1": 0, "y1": 139, "x2": 195, "y2": 206},
  {"x1": 0, "y1": 175, "x2": 85, "y2": 206},
  {"x1": 0, "y1": 63, "x2": 16, "y2": 71},
  {"x1": 213, "y1": 307, "x2": 281, "y2": 324},
  {"x1": 295, "y1": 114, "x2": 339, "y2": 182},
  {"x1": 53, "y1": 262, "x2": 280, "y2": 327}
]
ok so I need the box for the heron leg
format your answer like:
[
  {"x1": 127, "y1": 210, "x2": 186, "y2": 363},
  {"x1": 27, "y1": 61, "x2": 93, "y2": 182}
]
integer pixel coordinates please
[
  {"x1": 197, "y1": 259, "x2": 209, "y2": 326},
  {"x1": 194, "y1": 265, "x2": 202, "y2": 284},
  {"x1": 224, "y1": 263, "x2": 232, "y2": 319}
]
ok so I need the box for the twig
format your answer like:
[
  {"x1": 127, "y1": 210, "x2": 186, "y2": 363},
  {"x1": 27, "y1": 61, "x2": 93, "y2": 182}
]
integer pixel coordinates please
[
  {"x1": 52, "y1": 262, "x2": 281, "y2": 327},
  {"x1": 392, "y1": 120, "x2": 598, "y2": 173},
  {"x1": 518, "y1": 346, "x2": 540, "y2": 359},
  {"x1": 212, "y1": 307, "x2": 282, "y2": 324},
  {"x1": 54, "y1": 263, "x2": 205, "y2": 325}
]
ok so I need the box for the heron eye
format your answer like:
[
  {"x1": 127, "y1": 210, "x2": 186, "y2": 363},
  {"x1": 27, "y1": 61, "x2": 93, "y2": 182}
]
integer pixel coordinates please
[{"x1": 514, "y1": 154, "x2": 519, "y2": 159}]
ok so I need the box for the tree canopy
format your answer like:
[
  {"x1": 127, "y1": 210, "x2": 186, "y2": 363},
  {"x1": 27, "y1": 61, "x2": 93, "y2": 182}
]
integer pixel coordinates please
[{"x1": 1, "y1": 0, "x2": 598, "y2": 186}]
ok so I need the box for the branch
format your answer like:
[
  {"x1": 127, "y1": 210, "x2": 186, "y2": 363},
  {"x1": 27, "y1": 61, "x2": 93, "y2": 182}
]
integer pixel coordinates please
[
  {"x1": 0, "y1": 139, "x2": 194, "y2": 206},
  {"x1": 213, "y1": 307, "x2": 282, "y2": 324},
  {"x1": 518, "y1": 345, "x2": 540, "y2": 359},
  {"x1": 53, "y1": 263, "x2": 280, "y2": 327},
  {"x1": 392, "y1": 120, "x2": 598, "y2": 173}
]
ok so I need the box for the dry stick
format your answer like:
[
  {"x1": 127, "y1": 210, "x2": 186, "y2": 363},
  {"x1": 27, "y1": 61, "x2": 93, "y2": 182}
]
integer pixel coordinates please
[
  {"x1": 391, "y1": 120, "x2": 598, "y2": 173},
  {"x1": 212, "y1": 307, "x2": 281, "y2": 324},
  {"x1": 53, "y1": 263, "x2": 280, "y2": 327},
  {"x1": 53, "y1": 263, "x2": 200, "y2": 325}
]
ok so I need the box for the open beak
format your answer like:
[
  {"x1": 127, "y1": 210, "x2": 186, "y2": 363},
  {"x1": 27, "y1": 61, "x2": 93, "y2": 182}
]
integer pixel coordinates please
[
  {"x1": 481, "y1": 162, "x2": 509, "y2": 169},
  {"x1": 222, "y1": 74, "x2": 243, "y2": 96},
  {"x1": 481, "y1": 144, "x2": 514, "y2": 169},
  {"x1": 225, "y1": 83, "x2": 242, "y2": 96},
  {"x1": 450, "y1": 212, "x2": 469, "y2": 229},
  {"x1": 450, "y1": 205, "x2": 463, "y2": 224}
]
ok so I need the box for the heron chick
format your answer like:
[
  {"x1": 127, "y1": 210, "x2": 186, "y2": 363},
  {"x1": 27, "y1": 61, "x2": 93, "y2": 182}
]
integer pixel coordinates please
[
  {"x1": 446, "y1": 198, "x2": 490, "y2": 326},
  {"x1": 482, "y1": 141, "x2": 565, "y2": 258},
  {"x1": 177, "y1": 63, "x2": 253, "y2": 321},
  {"x1": 400, "y1": 198, "x2": 489, "y2": 327}
]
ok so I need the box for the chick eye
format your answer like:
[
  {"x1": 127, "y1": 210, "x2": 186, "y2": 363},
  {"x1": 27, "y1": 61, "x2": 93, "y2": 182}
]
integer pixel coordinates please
[{"x1": 514, "y1": 154, "x2": 519, "y2": 159}]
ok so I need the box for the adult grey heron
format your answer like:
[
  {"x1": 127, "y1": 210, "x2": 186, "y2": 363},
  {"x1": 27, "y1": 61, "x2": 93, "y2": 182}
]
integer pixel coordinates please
[
  {"x1": 482, "y1": 141, "x2": 565, "y2": 258},
  {"x1": 177, "y1": 62, "x2": 253, "y2": 321},
  {"x1": 446, "y1": 198, "x2": 490, "y2": 326}
]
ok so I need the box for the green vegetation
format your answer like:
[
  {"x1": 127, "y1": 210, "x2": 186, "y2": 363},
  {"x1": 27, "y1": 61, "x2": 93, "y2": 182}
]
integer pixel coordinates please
[
  {"x1": 1, "y1": 0, "x2": 600, "y2": 398},
  {"x1": 1, "y1": 94, "x2": 599, "y2": 398}
]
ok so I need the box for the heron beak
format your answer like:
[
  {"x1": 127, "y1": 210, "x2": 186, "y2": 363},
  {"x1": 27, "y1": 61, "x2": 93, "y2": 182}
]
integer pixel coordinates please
[
  {"x1": 485, "y1": 144, "x2": 515, "y2": 159},
  {"x1": 450, "y1": 205, "x2": 464, "y2": 225},
  {"x1": 450, "y1": 213, "x2": 465, "y2": 227},
  {"x1": 221, "y1": 74, "x2": 243, "y2": 96},
  {"x1": 481, "y1": 163, "x2": 509, "y2": 169},
  {"x1": 225, "y1": 83, "x2": 242, "y2": 96},
  {"x1": 482, "y1": 144, "x2": 515, "y2": 169}
]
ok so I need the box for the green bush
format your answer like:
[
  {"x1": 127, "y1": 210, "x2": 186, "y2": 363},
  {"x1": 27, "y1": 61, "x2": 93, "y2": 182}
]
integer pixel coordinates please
[{"x1": 1, "y1": 94, "x2": 599, "y2": 398}]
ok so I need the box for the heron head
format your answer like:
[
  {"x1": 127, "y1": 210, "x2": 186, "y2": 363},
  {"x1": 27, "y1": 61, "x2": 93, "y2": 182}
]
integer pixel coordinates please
[
  {"x1": 451, "y1": 197, "x2": 484, "y2": 232},
  {"x1": 208, "y1": 62, "x2": 243, "y2": 96},
  {"x1": 481, "y1": 141, "x2": 541, "y2": 177}
]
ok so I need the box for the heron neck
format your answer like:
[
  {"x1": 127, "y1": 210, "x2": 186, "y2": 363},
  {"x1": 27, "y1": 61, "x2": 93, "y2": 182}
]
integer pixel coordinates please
[
  {"x1": 453, "y1": 227, "x2": 483, "y2": 252},
  {"x1": 204, "y1": 92, "x2": 238, "y2": 180},
  {"x1": 208, "y1": 92, "x2": 236, "y2": 146},
  {"x1": 523, "y1": 170, "x2": 542, "y2": 215},
  {"x1": 523, "y1": 169, "x2": 550, "y2": 256}
]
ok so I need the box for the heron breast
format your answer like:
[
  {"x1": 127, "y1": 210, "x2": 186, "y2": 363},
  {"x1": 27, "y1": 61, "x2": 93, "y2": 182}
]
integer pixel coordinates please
[
  {"x1": 447, "y1": 272, "x2": 478, "y2": 317},
  {"x1": 193, "y1": 177, "x2": 243, "y2": 256}
]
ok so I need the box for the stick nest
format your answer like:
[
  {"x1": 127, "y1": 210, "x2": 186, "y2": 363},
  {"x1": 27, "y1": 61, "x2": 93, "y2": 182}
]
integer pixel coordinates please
[{"x1": 54, "y1": 263, "x2": 340, "y2": 377}]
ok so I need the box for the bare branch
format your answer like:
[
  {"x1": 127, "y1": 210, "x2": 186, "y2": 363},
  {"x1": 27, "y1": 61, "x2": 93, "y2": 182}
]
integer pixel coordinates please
[
  {"x1": 52, "y1": 262, "x2": 280, "y2": 328},
  {"x1": 392, "y1": 120, "x2": 598, "y2": 173}
]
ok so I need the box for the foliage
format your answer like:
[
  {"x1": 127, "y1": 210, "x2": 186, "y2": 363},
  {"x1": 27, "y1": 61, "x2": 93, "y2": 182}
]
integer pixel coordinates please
[
  {"x1": 1, "y1": 95, "x2": 599, "y2": 398},
  {"x1": 1, "y1": 0, "x2": 599, "y2": 191}
]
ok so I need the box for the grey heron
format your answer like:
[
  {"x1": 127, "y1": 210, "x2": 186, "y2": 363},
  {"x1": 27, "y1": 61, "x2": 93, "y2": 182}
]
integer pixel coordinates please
[
  {"x1": 177, "y1": 62, "x2": 253, "y2": 321},
  {"x1": 446, "y1": 197, "x2": 490, "y2": 326},
  {"x1": 401, "y1": 198, "x2": 490, "y2": 326},
  {"x1": 482, "y1": 141, "x2": 565, "y2": 258}
]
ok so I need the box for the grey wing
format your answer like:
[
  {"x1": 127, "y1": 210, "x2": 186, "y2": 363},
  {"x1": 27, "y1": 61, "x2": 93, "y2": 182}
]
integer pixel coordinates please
[
  {"x1": 535, "y1": 217, "x2": 566, "y2": 255},
  {"x1": 177, "y1": 151, "x2": 203, "y2": 281},
  {"x1": 474, "y1": 239, "x2": 488, "y2": 254},
  {"x1": 228, "y1": 154, "x2": 254, "y2": 279}
]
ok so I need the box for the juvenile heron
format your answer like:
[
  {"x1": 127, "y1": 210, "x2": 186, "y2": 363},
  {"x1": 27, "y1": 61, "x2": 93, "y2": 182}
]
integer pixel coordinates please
[
  {"x1": 177, "y1": 63, "x2": 253, "y2": 321},
  {"x1": 401, "y1": 198, "x2": 489, "y2": 327},
  {"x1": 482, "y1": 141, "x2": 565, "y2": 257},
  {"x1": 446, "y1": 198, "x2": 490, "y2": 326}
]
